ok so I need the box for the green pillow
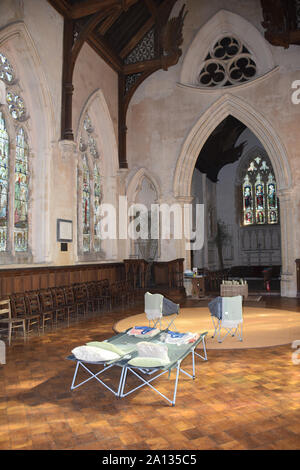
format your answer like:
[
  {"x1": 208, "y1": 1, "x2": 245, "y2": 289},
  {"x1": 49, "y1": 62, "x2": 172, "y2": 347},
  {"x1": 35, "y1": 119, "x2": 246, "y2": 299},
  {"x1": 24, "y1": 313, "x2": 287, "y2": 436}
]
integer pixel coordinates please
[
  {"x1": 86, "y1": 341, "x2": 124, "y2": 356},
  {"x1": 128, "y1": 356, "x2": 169, "y2": 368}
]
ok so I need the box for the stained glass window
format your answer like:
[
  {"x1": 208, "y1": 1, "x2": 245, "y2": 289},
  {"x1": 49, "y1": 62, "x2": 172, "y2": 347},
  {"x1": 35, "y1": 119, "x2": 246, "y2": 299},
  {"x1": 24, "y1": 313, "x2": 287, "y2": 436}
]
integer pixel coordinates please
[
  {"x1": 242, "y1": 155, "x2": 279, "y2": 226},
  {"x1": 94, "y1": 164, "x2": 101, "y2": 252},
  {"x1": 82, "y1": 155, "x2": 90, "y2": 253},
  {"x1": 0, "y1": 52, "x2": 30, "y2": 256},
  {"x1": 0, "y1": 53, "x2": 14, "y2": 84},
  {"x1": 14, "y1": 128, "x2": 29, "y2": 251},
  {"x1": 78, "y1": 112, "x2": 102, "y2": 256},
  {"x1": 0, "y1": 112, "x2": 9, "y2": 251},
  {"x1": 6, "y1": 91, "x2": 27, "y2": 121}
]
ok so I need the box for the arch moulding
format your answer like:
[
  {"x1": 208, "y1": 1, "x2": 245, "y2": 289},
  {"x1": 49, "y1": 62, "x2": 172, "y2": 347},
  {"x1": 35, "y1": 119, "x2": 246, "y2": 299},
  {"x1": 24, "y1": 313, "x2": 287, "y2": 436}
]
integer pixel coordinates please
[
  {"x1": 173, "y1": 93, "x2": 292, "y2": 199},
  {"x1": 126, "y1": 167, "x2": 161, "y2": 205},
  {"x1": 76, "y1": 88, "x2": 119, "y2": 179}
]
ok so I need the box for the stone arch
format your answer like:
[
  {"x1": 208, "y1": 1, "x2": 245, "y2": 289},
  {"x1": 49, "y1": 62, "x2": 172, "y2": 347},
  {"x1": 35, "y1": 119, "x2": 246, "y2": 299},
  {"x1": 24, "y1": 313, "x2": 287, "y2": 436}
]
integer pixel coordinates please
[
  {"x1": 0, "y1": 21, "x2": 55, "y2": 263},
  {"x1": 75, "y1": 89, "x2": 119, "y2": 261},
  {"x1": 173, "y1": 93, "x2": 295, "y2": 296},
  {"x1": 173, "y1": 93, "x2": 292, "y2": 199},
  {"x1": 126, "y1": 168, "x2": 161, "y2": 260},
  {"x1": 76, "y1": 88, "x2": 118, "y2": 179},
  {"x1": 126, "y1": 167, "x2": 161, "y2": 206},
  {"x1": 180, "y1": 9, "x2": 275, "y2": 87}
]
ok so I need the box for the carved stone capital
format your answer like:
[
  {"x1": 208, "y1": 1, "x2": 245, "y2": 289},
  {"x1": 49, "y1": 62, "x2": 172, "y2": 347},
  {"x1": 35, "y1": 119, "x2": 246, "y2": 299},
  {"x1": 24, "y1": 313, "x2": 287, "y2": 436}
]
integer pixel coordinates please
[{"x1": 58, "y1": 139, "x2": 77, "y2": 160}]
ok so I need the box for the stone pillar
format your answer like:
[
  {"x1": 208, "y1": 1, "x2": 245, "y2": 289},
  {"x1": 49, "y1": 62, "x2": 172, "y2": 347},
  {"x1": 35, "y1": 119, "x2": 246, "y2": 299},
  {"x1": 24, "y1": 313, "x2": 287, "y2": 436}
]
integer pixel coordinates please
[{"x1": 278, "y1": 188, "x2": 297, "y2": 297}]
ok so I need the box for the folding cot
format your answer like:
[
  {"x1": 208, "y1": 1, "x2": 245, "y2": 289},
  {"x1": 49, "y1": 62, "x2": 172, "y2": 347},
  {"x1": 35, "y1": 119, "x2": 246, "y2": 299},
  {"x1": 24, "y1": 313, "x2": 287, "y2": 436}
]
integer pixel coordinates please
[
  {"x1": 67, "y1": 328, "x2": 207, "y2": 406},
  {"x1": 208, "y1": 295, "x2": 243, "y2": 343}
]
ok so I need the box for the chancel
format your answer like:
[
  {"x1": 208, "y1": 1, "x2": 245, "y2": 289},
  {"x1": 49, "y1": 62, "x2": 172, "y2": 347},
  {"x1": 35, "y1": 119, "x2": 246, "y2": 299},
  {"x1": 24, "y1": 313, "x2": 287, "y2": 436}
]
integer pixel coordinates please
[{"x1": 0, "y1": 0, "x2": 300, "y2": 452}]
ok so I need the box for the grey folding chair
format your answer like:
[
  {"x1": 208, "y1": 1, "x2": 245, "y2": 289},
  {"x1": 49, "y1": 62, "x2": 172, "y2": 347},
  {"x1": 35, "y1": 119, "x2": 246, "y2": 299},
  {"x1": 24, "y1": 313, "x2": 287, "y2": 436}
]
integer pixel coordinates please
[{"x1": 209, "y1": 295, "x2": 243, "y2": 343}]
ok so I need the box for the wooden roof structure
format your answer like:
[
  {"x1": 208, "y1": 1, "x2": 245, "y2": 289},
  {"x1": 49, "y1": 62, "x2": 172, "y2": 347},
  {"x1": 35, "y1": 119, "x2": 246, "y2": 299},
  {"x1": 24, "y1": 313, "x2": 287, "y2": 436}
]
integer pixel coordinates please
[{"x1": 48, "y1": 0, "x2": 187, "y2": 168}]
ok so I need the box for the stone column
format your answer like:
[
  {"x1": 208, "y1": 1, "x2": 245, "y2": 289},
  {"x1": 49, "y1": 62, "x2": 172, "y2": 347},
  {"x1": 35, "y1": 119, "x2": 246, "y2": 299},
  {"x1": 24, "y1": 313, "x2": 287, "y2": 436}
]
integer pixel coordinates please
[{"x1": 278, "y1": 188, "x2": 297, "y2": 297}]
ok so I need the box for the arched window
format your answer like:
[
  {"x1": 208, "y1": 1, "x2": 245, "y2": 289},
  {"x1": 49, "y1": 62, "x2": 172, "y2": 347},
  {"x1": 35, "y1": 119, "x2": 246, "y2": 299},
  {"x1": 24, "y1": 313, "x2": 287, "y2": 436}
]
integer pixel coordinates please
[
  {"x1": 82, "y1": 154, "x2": 90, "y2": 252},
  {"x1": 93, "y1": 164, "x2": 101, "y2": 252},
  {"x1": 78, "y1": 112, "x2": 102, "y2": 257},
  {"x1": 242, "y1": 154, "x2": 279, "y2": 226},
  {"x1": 14, "y1": 127, "x2": 29, "y2": 251},
  {"x1": 0, "y1": 52, "x2": 30, "y2": 257},
  {"x1": 198, "y1": 35, "x2": 257, "y2": 88},
  {"x1": 0, "y1": 112, "x2": 9, "y2": 251}
]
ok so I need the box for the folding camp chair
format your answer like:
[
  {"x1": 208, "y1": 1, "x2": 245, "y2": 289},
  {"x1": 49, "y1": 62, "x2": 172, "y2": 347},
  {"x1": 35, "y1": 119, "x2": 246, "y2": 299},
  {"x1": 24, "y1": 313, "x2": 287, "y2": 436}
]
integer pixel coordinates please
[
  {"x1": 208, "y1": 296, "x2": 222, "y2": 339},
  {"x1": 144, "y1": 292, "x2": 180, "y2": 332},
  {"x1": 161, "y1": 297, "x2": 180, "y2": 331},
  {"x1": 144, "y1": 292, "x2": 163, "y2": 329},
  {"x1": 209, "y1": 295, "x2": 243, "y2": 343}
]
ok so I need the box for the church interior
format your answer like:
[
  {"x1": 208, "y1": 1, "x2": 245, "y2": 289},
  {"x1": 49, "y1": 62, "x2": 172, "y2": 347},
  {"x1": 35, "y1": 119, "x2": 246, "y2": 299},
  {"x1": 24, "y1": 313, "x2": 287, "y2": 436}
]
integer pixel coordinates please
[{"x1": 0, "y1": 0, "x2": 300, "y2": 451}]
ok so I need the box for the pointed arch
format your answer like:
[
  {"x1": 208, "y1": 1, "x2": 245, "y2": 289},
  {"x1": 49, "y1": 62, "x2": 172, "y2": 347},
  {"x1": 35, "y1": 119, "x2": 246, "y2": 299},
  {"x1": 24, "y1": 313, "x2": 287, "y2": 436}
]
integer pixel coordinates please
[
  {"x1": 0, "y1": 21, "x2": 56, "y2": 146},
  {"x1": 126, "y1": 168, "x2": 161, "y2": 260},
  {"x1": 76, "y1": 89, "x2": 119, "y2": 260},
  {"x1": 0, "y1": 22, "x2": 55, "y2": 262},
  {"x1": 173, "y1": 93, "x2": 292, "y2": 199},
  {"x1": 173, "y1": 93, "x2": 295, "y2": 296},
  {"x1": 126, "y1": 167, "x2": 161, "y2": 206},
  {"x1": 76, "y1": 89, "x2": 118, "y2": 179}
]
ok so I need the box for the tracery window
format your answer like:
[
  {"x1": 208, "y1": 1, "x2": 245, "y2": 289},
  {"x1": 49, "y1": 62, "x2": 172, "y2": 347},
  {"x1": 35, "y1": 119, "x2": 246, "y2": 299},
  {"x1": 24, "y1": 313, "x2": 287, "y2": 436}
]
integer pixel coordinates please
[
  {"x1": 78, "y1": 113, "x2": 102, "y2": 256},
  {"x1": 198, "y1": 36, "x2": 257, "y2": 88},
  {"x1": 242, "y1": 155, "x2": 279, "y2": 226},
  {"x1": 14, "y1": 128, "x2": 29, "y2": 251},
  {"x1": 0, "y1": 52, "x2": 30, "y2": 256}
]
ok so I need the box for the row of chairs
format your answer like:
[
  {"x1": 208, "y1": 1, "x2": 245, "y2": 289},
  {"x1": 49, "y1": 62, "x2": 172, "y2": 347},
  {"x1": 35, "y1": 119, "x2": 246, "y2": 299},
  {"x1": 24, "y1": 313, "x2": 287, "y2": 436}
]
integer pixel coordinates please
[{"x1": 0, "y1": 279, "x2": 137, "y2": 346}]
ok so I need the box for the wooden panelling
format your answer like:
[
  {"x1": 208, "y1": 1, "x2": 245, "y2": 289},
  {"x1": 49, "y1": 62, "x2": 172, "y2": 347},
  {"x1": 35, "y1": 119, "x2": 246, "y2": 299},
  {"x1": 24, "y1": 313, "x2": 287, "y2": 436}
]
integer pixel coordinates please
[
  {"x1": 0, "y1": 263, "x2": 125, "y2": 298},
  {"x1": 296, "y1": 259, "x2": 300, "y2": 296}
]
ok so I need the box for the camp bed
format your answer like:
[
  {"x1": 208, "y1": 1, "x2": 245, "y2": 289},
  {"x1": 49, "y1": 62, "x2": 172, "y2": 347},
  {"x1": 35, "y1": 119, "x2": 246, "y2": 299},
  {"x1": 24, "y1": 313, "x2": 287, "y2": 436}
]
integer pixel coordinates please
[{"x1": 67, "y1": 329, "x2": 207, "y2": 406}]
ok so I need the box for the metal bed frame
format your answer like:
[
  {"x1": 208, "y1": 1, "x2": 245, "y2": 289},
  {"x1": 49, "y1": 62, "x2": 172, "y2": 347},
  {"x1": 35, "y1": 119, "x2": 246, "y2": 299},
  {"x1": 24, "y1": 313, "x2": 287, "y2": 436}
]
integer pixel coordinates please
[{"x1": 67, "y1": 330, "x2": 208, "y2": 406}]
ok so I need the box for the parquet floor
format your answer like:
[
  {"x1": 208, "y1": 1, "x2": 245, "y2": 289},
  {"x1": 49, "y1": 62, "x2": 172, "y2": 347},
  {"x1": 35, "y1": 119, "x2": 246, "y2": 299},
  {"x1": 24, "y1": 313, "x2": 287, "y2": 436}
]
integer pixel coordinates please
[{"x1": 0, "y1": 297, "x2": 300, "y2": 450}]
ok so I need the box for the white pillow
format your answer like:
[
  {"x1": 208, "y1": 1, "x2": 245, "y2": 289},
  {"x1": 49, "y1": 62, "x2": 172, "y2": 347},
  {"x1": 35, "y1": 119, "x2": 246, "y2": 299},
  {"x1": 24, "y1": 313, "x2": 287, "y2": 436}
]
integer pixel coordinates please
[
  {"x1": 72, "y1": 345, "x2": 120, "y2": 362},
  {"x1": 136, "y1": 342, "x2": 169, "y2": 362}
]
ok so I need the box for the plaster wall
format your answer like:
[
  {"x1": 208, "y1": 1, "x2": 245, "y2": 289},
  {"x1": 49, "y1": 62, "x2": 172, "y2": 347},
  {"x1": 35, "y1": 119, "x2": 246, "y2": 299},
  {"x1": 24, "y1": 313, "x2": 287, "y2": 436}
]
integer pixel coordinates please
[{"x1": 73, "y1": 43, "x2": 118, "y2": 140}]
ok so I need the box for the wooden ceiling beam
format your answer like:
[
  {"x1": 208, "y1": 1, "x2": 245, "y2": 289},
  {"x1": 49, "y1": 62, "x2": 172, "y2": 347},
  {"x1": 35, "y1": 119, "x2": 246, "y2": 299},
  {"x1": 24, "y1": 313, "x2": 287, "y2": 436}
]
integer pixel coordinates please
[
  {"x1": 70, "y1": 0, "x2": 139, "y2": 20},
  {"x1": 123, "y1": 57, "x2": 161, "y2": 74},
  {"x1": 71, "y1": 9, "x2": 116, "y2": 66},
  {"x1": 48, "y1": 0, "x2": 71, "y2": 17},
  {"x1": 97, "y1": 9, "x2": 124, "y2": 35},
  {"x1": 144, "y1": 0, "x2": 158, "y2": 19},
  {"x1": 119, "y1": 0, "x2": 178, "y2": 60},
  {"x1": 119, "y1": 16, "x2": 154, "y2": 59},
  {"x1": 87, "y1": 32, "x2": 124, "y2": 72}
]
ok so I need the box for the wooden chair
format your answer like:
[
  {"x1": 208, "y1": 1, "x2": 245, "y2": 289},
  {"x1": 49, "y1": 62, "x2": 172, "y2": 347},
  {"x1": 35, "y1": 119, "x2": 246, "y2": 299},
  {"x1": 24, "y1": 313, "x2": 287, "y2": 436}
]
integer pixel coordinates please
[
  {"x1": 10, "y1": 293, "x2": 40, "y2": 336},
  {"x1": 95, "y1": 280, "x2": 111, "y2": 311},
  {"x1": 86, "y1": 282, "x2": 98, "y2": 314},
  {"x1": 63, "y1": 286, "x2": 77, "y2": 322},
  {"x1": 0, "y1": 298, "x2": 26, "y2": 346},
  {"x1": 73, "y1": 284, "x2": 88, "y2": 318},
  {"x1": 125, "y1": 280, "x2": 135, "y2": 306},
  {"x1": 51, "y1": 287, "x2": 70, "y2": 327},
  {"x1": 38, "y1": 289, "x2": 56, "y2": 332}
]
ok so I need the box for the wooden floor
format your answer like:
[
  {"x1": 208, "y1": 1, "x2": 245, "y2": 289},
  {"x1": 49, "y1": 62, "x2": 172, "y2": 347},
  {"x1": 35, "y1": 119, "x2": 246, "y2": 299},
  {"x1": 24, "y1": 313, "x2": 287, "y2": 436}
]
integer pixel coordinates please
[{"x1": 0, "y1": 296, "x2": 300, "y2": 450}]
